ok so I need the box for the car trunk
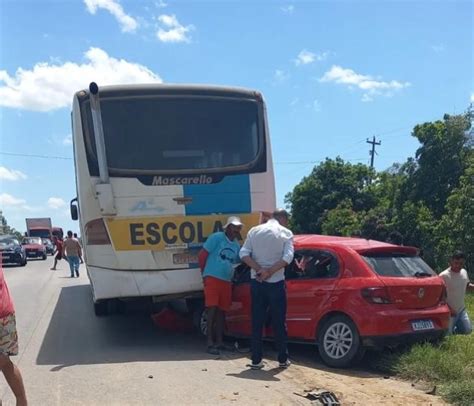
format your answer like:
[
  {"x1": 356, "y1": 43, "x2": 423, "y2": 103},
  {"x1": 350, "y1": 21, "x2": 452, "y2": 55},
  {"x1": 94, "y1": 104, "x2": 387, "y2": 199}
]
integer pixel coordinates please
[
  {"x1": 360, "y1": 249, "x2": 444, "y2": 310},
  {"x1": 378, "y1": 277, "x2": 443, "y2": 309}
]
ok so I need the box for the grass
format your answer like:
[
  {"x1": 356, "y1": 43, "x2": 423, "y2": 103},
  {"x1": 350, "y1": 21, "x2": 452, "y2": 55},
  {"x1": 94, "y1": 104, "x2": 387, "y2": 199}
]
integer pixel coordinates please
[{"x1": 371, "y1": 293, "x2": 474, "y2": 405}]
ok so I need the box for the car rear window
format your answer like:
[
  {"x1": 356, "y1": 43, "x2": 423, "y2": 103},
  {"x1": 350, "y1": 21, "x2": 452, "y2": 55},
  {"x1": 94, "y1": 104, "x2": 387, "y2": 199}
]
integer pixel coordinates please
[{"x1": 362, "y1": 254, "x2": 436, "y2": 278}]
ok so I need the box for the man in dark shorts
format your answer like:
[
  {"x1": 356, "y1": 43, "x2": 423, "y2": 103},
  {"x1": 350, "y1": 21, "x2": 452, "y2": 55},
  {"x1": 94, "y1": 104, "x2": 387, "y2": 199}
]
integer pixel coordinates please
[
  {"x1": 1, "y1": 263, "x2": 28, "y2": 405},
  {"x1": 50, "y1": 236, "x2": 64, "y2": 270}
]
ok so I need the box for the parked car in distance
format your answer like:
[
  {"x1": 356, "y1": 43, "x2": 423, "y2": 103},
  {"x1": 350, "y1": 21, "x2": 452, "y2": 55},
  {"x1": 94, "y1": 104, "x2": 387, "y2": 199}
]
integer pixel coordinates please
[
  {"x1": 195, "y1": 235, "x2": 451, "y2": 368},
  {"x1": 22, "y1": 237, "x2": 47, "y2": 260},
  {"x1": 0, "y1": 235, "x2": 27, "y2": 266},
  {"x1": 42, "y1": 238, "x2": 55, "y2": 255}
]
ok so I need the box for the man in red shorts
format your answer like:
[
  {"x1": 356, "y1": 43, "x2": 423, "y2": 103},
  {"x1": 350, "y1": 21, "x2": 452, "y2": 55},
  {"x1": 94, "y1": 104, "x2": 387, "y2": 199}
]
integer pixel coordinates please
[
  {"x1": 1, "y1": 261, "x2": 28, "y2": 405},
  {"x1": 198, "y1": 217, "x2": 243, "y2": 355}
]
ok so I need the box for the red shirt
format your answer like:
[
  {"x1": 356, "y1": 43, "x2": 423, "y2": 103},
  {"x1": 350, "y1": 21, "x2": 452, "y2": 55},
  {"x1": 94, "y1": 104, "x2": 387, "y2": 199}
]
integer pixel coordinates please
[{"x1": 0, "y1": 264, "x2": 15, "y2": 318}]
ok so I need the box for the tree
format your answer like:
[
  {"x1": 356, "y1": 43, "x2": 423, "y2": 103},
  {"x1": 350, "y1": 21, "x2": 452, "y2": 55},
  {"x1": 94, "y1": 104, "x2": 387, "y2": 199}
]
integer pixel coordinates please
[
  {"x1": 321, "y1": 200, "x2": 362, "y2": 237},
  {"x1": 407, "y1": 114, "x2": 471, "y2": 217},
  {"x1": 0, "y1": 211, "x2": 23, "y2": 240},
  {"x1": 286, "y1": 157, "x2": 375, "y2": 233},
  {"x1": 435, "y1": 155, "x2": 474, "y2": 275}
]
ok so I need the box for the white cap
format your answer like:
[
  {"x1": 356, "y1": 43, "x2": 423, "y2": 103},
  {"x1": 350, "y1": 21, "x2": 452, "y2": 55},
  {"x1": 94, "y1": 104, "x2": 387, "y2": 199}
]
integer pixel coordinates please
[{"x1": 223, "y1": 216, "x2": 243, "y2": 229}]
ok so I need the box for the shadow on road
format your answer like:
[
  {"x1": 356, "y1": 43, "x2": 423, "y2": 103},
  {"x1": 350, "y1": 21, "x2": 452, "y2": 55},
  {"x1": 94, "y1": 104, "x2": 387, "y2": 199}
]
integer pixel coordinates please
[
  {"x1": 36, "y1": 285, "x2": 242, "y2": 370},
  {"x1": 227, "y1": 367, "x2": 283, "y2": 382},
  {"x1": 36, "y1": 285, "x2": 391, "y2": 381}
]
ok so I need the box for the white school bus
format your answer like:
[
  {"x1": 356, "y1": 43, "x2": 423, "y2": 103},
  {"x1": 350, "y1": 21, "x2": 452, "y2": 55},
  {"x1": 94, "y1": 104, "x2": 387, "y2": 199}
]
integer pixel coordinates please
[{"x1": 70, "y1": 83, "x2": 275, "y2": 315}]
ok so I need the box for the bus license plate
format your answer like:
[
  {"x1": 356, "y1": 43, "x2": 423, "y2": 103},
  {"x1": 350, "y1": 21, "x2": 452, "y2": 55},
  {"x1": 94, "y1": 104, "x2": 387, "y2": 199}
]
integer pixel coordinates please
[
  {"x1": 173, "y1": 253, "x2": 199, "y2": 265},
  {"x1": 411, "y1": 320, "x2": 434, "y2": 331}
]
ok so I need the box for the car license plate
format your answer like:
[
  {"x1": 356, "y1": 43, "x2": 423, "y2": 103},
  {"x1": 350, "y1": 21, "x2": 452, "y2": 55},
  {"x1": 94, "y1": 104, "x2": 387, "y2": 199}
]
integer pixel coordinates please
[
  {"x1": 411, "y1": 320, "x2": 434, "y2": 331},
  {"x1": 173, "y1": 253, "x2": 199, "y2": 265}
]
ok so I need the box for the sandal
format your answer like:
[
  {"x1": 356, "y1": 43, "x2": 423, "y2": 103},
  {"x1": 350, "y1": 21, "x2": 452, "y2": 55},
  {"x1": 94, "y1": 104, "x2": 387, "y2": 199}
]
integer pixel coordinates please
[
  {"x1": 206, "y1": 345, "x2": 220, "y2": 355},
  {"x1": 216, "y1": 344, "x2": 235, "y2": 352}
]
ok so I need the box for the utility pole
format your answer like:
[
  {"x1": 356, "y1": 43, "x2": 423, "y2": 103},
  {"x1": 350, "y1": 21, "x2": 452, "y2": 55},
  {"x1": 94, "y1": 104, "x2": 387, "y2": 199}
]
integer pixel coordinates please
[{"x1": 366, "y1": 136, "x2": 381, "y2": 168}]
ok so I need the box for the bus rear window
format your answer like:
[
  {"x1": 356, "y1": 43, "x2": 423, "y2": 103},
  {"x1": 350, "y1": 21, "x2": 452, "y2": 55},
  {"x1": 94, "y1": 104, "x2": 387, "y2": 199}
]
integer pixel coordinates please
[
  {"x1": 362, "y1": 254, "x2": 436, "y2": 278},
  {"x1": 82, "y1": 96, "x2": 263, "y2": 174}
]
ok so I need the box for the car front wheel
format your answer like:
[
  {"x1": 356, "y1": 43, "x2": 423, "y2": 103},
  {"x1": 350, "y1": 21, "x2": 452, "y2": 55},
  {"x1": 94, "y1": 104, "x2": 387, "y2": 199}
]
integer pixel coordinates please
[
  {"x1": 192, "y1": 305, "x2": 207, "y2": 337},
  {"x1": 317, "y1": 314, "x2": 363, "y2": 368}
]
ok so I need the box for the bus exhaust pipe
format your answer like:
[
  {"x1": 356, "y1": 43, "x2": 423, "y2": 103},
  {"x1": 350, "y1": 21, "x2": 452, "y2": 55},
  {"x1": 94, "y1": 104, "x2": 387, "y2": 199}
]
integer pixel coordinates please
[{"x1": 89, "y1": 82, "x2": 116, "y2": 215}]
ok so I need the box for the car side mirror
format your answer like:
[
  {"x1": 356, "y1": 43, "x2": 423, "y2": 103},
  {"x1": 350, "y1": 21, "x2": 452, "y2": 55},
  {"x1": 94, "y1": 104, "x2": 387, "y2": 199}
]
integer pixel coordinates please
[{"x1": 70, "y1": 198, "x2": 78, "y2": 221}]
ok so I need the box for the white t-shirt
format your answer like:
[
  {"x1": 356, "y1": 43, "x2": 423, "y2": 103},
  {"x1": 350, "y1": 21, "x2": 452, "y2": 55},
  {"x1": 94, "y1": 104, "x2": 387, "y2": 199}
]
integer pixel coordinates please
[
  {"x1": 239, "y1": 219, "x2": 294, "y2": 283},
  {"x1": 439, "y1": 268, "x2": 470, "y2": 314}
]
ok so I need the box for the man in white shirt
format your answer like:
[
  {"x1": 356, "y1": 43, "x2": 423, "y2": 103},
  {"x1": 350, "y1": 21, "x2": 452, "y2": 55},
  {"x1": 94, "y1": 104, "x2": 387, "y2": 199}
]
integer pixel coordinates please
[
  {"x1": 439, "y1": 251, "x2": 474, "y2": 335},
  {"x1": 240, "y1": 209, "x2": 294, "y2": 370}
]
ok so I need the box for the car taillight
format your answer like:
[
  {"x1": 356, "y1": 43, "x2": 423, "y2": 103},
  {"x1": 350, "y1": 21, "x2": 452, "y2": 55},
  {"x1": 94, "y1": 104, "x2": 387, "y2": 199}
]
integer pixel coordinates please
[
  {"x1": 85, "y1": 219, "x2": 111, "y2": 245},
  {"x1": 361, "y1": 287, "x2": 392, "y2": 304},
  {"x1": 439, "y1": 285, "x2": 447, "y2": 305}
]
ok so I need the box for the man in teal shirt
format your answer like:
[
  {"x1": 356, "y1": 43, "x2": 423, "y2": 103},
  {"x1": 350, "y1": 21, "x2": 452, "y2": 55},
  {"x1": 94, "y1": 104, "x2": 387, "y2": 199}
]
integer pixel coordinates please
[{"x1": 198, "y1": 216, "x2": 243, "y2": 355}]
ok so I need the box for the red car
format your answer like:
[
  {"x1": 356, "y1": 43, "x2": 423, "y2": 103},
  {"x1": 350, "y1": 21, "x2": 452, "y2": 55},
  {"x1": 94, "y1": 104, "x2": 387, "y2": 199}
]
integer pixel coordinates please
[
  {"x1": 22, "y1": 237, "x2": 47, "y2": 260},
  {"x1": 197, "y1": 235, "x2": 450, "y2": 368}
]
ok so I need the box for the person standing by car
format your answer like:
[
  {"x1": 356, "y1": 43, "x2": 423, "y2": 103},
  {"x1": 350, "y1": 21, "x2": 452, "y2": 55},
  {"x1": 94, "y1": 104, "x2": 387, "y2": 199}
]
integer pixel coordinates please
[
  {"x1": 440, "y1": 251, "x2": 474, "y2": 335},
  {"x1": 240, "y1": 209, "x2": 294, "y2": 370},
  {"x1": 50, "y1": 236, "x2": 64, "y2": 271},
  {"x1": 0, "y1": 264, "x2": 28, "y2": 406},
  {"x1": 62, "y1": 231, "x2": 82, "y2": 278},
  {"x1": 198, "y1": 216, "x2": 243, "y2": 355}
]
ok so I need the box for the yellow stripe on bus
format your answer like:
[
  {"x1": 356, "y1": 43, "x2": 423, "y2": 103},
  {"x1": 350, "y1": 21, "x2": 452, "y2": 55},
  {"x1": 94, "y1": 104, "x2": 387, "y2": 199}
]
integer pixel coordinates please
[{"x1": 106, "y1": 213, "x2": 261, "y2": 251}]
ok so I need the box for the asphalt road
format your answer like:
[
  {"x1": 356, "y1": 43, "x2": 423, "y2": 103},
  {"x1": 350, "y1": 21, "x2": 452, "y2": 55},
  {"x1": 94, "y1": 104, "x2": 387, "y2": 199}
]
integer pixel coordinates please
[{"x1": 1, "y1": 257, "x2": 445, "y2": 405}]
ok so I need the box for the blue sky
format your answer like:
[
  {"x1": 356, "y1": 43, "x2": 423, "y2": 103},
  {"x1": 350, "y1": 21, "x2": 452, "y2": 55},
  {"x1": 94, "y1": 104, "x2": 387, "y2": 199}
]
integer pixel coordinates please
[{"x1": 0, "y1": 0, "x2": 472, "y2": 234}]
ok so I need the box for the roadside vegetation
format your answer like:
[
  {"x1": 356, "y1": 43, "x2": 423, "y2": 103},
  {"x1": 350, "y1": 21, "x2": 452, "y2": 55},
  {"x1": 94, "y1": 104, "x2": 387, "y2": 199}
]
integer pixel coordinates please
[
  {"x1": 286, "y1": 109, "x2": 474, "y2": 276},
  {"x1": 371, "y1": 294, "x2": 474, "y2": 405}
]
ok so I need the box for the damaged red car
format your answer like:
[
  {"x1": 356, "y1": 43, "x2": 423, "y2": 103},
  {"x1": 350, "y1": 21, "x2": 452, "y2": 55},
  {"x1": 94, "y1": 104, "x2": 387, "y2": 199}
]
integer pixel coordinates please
[{"x1": 196, "y1": 235, "x2": 450, "y2": 368}]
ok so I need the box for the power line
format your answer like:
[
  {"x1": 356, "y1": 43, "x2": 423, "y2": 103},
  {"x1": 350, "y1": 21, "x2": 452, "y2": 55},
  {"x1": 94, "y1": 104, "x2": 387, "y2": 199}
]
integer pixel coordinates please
[{"x1": 0, "y1": 151, "x2": 72, "y2": 160}]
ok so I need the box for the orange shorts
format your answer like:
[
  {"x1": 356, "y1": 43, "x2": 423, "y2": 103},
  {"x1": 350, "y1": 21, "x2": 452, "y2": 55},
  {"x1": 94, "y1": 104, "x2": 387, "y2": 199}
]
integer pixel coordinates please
[{"x1": 204, "y1": 276, "x2": 232, "y2": 311}]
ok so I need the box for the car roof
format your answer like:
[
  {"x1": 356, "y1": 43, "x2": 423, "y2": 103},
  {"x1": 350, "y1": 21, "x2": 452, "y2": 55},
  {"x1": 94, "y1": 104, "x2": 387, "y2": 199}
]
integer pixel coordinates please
[{"x1": 294, "y1": 234, "x2": 418, "y2": 255}]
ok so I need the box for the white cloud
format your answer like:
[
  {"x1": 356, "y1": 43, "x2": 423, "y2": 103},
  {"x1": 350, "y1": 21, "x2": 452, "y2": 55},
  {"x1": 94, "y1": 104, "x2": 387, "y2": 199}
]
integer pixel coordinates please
[
  {"x1": 0, "y1": 194, "x2": 37, "y2": 212},
  {"x1": 63, "y1": 134, "x2": 73, "y2": 145},
  {"x1": 157, "y1": 14, "x2": 194, "y2": 43},
  {"x1": 320, "y1": 65, "x2": 411, "y2": 101},
  {"x1": 0, "y1": 47, "x2": 162, "y2": 112},
  {"x1": 84, "y1": 0, "x2": 138, "y2": 33},
  {"x1": 273, "y1": 69, "x2": 289, "y2": 84},
  {"x1": 295, "y1": 50, "x2": 328, "y2": 66},
  {"x1": 431, "y1": 44, "x2": 445, "y2": 53},
  {"x1": 281, "y1": 5, "x2": 295, "y2": 14},
  {"x1": 47, "y1": 197, "x2": 67, "y2": 210},
  {"x1": 470, "y1": 93, "x2": 474, "y2": 103},
  {"x1": 155, "y1": 0, "x2": 167, "y2": 8},
  {"x1": 0, "y1": 167, "x2": 27, "y2": 181},
  {"x1": 0, "y1": 193, "x2": 26, "y2": 206},
  {"x1": 295, "y1": 50, "x2": 315, "y2": 65},
  {"x1": 313, "y1": 100, "x2": 321, "y2": 112}
]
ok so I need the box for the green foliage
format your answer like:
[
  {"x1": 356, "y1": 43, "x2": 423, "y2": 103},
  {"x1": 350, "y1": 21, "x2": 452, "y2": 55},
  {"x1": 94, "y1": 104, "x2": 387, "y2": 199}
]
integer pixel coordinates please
[
  {"x1": 286, "y1": 110, "x2": 473, "y2": 274},
  {"x1": 0, "y1": 211, "x2": 23, "y2": 240},
  {"x1": 320, "y1": 200, "x2": 362, "y2": 236},
  {"x1": 372, "y1": 294, "x2": 474, "y2": 405},
  {"x1": 285, "y1": 157, "x2": 375, "y2": 233}
]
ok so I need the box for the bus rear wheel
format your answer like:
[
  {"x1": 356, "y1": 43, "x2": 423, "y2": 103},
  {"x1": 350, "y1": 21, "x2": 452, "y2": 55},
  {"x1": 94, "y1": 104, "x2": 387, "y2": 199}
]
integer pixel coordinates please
[{"x1": 94, "y1": 300, "x2": 109, "y2": 316}]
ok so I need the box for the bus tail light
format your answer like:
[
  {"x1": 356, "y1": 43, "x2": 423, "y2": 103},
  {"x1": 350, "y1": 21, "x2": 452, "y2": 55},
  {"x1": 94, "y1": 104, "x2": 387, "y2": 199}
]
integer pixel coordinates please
[{"x1": 85, "y1": 219, "x2": 111, "y2": 245}]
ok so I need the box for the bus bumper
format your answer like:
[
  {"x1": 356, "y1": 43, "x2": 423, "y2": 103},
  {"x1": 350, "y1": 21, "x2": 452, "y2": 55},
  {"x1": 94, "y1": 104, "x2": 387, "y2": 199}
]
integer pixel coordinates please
[{"x1": 87, "y1": 265, "x2": 204, "y2": 302}]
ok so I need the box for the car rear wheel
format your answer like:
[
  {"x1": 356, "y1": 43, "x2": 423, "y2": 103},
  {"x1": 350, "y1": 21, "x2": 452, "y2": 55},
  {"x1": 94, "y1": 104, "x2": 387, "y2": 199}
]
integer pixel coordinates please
[
  {"x1": 317, "y1": 315, "x2": 363, "y2": 368},
  {"x1": 42, "y1": 254, "x2": 47, "y2": 260},
  {"x1": 20, "y1": 257, "x2": 27, "y2": 267}
]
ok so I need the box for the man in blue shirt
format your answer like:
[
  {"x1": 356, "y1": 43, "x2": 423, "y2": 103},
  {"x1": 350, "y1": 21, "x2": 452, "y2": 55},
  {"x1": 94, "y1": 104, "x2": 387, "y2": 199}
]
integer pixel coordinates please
[{"x1": 198, "y1": 216, "x2": 243, "y2": 355}]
